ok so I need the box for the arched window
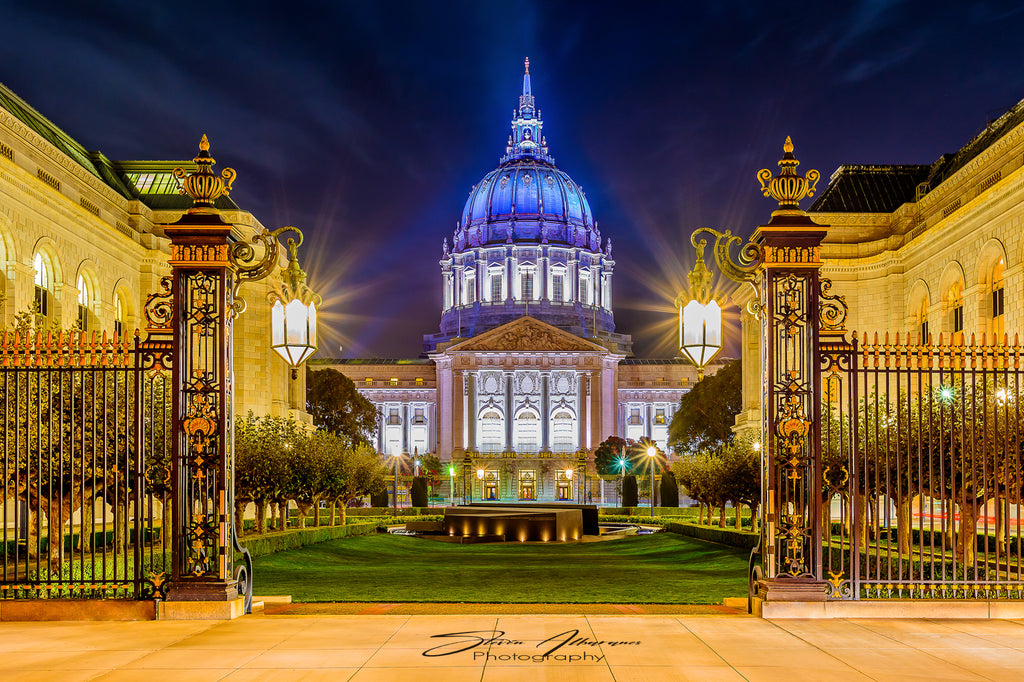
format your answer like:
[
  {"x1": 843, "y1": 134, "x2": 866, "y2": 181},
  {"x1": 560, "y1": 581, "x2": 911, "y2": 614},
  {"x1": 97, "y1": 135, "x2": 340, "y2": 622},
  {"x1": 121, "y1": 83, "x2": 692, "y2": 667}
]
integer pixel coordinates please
[
  {"x1": 514, "y1": 410, "x2": 540, "y2": 452},
  {"x1": 33, "y1": 252, "x2": 53, "y2": 324},
  {"x1": 114, "y1": 294, "x2": 125, "y2": 337},
  {"x1": 992, "y1": 258, "x2": 1005, "y2": 338},
  {"x1": 478, "y1": 410, "x2": 504, "y2": 453},
  {"x1": 947, "y1": 280, "x2": 964, "y2": 339},
  {"x1": 602, "y1": 273, "x2": 612, "y2": 310},
  {"x1": 77, "y1": 275, "x2": 92, "y2": 332},
  {"x1": 551, "y1": 410, "x2": 576, "y2": 453}
]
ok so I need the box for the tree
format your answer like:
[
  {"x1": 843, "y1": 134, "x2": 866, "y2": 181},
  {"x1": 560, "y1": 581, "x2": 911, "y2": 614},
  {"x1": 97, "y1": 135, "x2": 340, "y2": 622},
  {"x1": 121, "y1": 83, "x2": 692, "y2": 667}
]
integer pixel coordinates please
[
  {"x1": 306, "y1": 366, "x2": 378, "y2": 444},
  {"x1": 622, "y1": 475, "x2": 638, "y2": 507},
  {"x1": 410, "y1": 477, "x2": 429, "y2": 507},
  {"x1": 659, "y1": 470, "x2": 679, "y2": 507},
  {"x1": 420, "y1": 453, "x2": 444, "y2": 497},
  {"x1": 330, "y1": 442, "x2": 389, "y2": 523},
  {"x1": 594, "y1": 436, "x2": 634, "y2": 477},
  {"x1": 668, "y1": 359, "x2": 741, "y2": 453},
  {"x1": 235, "y1": 414, "x2": 299, "y2": 534}
]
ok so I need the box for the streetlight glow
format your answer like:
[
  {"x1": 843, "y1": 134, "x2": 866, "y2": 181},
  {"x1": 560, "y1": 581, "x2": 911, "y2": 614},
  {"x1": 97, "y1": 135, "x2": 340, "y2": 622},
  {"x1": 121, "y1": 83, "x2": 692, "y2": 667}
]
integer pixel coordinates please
[{"x1": 675, "y1": 236, "x2": 723, "y2": 380}]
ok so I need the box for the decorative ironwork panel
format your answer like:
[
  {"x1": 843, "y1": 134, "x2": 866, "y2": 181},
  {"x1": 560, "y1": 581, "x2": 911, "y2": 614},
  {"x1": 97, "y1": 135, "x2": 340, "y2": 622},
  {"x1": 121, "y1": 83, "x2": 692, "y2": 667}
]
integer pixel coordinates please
[
  {"x1": 0, "y1": 330, "x2": 172, "y2": 599},
  {"x1": 174, "y1": 270, "x2": 232, "y2": 582}
]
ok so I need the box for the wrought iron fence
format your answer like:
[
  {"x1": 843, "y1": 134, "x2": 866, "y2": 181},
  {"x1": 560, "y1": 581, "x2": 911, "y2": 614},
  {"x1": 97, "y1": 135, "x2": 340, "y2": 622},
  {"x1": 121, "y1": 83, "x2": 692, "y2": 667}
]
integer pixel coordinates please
[
  {"x1": 820, "y1": 332, "x2": 1024, "y2": 599},
  {"x1": 0, "y1": 330, "x2": 172, "y2": 599}
]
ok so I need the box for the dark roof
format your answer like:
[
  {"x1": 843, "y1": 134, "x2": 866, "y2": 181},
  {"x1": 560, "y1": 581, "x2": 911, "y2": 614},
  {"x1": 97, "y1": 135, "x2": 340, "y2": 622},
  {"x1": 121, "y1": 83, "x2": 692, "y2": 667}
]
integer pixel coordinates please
[
  {"x1": 809, "y1": 165, "x2": 930, "y2": 213},
  {"x1": 0, "y1": 82, "x2": 238, "y2": 210},
  {"x1": 811, "y1": 95, "x2": 1024, "y2": 213}
]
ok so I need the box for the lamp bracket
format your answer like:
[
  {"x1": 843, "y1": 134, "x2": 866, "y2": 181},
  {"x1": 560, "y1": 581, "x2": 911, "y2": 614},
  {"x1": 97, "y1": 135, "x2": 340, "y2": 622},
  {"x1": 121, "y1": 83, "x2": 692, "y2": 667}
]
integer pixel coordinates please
[{"x1": 228, "y1": 226, "x2": 304, "y2": 317}]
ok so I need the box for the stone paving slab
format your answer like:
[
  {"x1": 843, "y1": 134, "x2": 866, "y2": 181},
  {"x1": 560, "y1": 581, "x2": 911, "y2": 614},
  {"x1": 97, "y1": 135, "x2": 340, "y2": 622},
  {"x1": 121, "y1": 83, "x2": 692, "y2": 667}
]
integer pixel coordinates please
[{"x1": 1, "y1": 612, "x2": 1024, "y2": 680}]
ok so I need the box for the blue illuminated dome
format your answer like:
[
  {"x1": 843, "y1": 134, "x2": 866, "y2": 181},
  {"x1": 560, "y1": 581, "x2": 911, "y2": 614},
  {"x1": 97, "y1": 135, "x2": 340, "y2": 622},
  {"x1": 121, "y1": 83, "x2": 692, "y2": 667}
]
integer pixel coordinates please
[{"x1": 425, "y1": 59, "x2": 631, "y2": 355}]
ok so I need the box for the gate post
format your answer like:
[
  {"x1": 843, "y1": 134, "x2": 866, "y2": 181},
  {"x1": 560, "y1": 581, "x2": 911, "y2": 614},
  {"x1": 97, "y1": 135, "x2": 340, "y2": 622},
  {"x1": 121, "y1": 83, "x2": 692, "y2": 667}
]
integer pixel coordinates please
[
  {"x1": 752, "y1": 138, "x2": 830, "y2": 601},
  {"x1": 688, "y1": 138, "x2": 832, "y2": 603},
  {"x1": 162, "y1": 136, "x2": 240, "y2": 603}
]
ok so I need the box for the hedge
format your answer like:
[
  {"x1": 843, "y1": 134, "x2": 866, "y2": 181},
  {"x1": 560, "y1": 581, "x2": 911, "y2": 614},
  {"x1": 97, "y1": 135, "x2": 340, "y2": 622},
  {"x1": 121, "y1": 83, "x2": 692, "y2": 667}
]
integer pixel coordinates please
[
  {"x1": 243, "y1": 523, "x2": 378, "y2": 559},
  {"x1": 600, "y1": 507, "x2": 700, "y2": 517},
  {"x1": 663, "y1": 521, "x2": 759, "y2": 550}
]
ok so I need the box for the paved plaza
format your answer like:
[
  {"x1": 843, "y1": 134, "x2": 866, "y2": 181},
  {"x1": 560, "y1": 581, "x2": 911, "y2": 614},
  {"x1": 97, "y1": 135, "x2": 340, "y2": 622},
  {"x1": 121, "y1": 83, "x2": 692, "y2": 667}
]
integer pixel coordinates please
[{"x1": 4, "y1": 611, "x2": 1024, "y2": 681}]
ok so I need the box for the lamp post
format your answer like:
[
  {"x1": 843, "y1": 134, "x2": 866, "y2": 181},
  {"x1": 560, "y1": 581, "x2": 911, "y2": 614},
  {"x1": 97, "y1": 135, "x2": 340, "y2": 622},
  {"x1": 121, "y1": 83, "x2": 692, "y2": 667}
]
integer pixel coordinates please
[
  {"x1": 476, "y1": 467, "x2": 485, "y2": 501},
  {"x1": 678, "y1": 137, "x2": 843, "y2": 603},
  {"x1": 448, "y1": 466, "x2": 455, "y2": 506},
  {"x1": 160, "y1": 136, "x2": 319, "y2": 608},
  {"x1": 647, "y1": 446, "x2": 657, "y2": 518},
  {"x1": 617, "y1": 456, "x2": 628, "y2": 506}
]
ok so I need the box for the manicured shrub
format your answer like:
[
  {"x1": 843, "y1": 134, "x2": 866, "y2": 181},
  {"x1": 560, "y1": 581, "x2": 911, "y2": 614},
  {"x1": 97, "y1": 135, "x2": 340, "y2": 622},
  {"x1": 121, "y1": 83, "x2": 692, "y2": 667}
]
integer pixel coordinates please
[
  {"x1": 370, "y1": 489, "x2": 390, "y2": 508},
  {"x1": 659, "y1": 471, "x2": 679, "y2": 507},
  {"x1": 410, "y1": 477, "x2": 429, "y2": 507},
  {"x1": 622, "y1": 475, "x2": 638, "y2": 507}
]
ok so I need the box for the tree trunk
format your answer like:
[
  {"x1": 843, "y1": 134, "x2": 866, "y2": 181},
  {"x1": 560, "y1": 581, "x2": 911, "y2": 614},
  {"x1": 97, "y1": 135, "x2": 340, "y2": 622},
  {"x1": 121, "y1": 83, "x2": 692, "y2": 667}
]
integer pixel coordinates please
[
  {"x1": 233, "y1": 499, "x2": 246, "y2": 536},
  {"x1": 313, "y1": 503, "x2": 321, "y2": 527},
  {"x1": 270, "y1": 502, "x2": 279, "y2": 530},
  {"x1": 296, "y1": 502, "x2": 312, "y2": 528},
  {"x1": 857, "y1": 494, "x2": 870, "y2": 551},
  {"x1": 697, "y1": 503, "x2": 704, "y2": 525},
  {"x1": 338, "y1": 501, "x2": 348, "y2": 526},
  {"x1": 718, "y1": 505, "x2": 726, "y2": 528},
  {"x1": 734, "y1": 504, "x2": 742, "y2": 530},
  {"x1": 959, "y1": 502, "x2": 978, "y2": 568},
  {"x1": 896, "y1": 497, "x2": 911, "y2": 557},
  {"x1": 256, "y1": 501, "x2": 267, "y2": 535},
  {"x1": 278, "y1": 500, "x2": 288, "y2": 531}
]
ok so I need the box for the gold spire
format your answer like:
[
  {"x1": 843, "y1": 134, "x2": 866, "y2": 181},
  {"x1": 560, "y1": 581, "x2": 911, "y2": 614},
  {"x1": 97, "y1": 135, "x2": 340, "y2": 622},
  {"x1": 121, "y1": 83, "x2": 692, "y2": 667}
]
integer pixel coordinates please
[
  {"x1": 173, "y1": 135, "x2": 237, "y2": 213},
  {"x1": 524, "y1": 57, "x2": 530, "y2": 74},
  {"x1": 756, "y1": 136, "x2": 820, "y2": 216}
]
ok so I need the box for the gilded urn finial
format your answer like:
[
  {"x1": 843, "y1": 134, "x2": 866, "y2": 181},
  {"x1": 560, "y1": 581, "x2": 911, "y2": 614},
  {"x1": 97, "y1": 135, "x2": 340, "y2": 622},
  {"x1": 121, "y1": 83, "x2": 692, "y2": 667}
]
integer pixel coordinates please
[
  {"x1": 173, "y1": 135, "x2": 237, "y2": 212},
  {"x1": 756, "y1": 137, "x2": 820, "y2": 216}
]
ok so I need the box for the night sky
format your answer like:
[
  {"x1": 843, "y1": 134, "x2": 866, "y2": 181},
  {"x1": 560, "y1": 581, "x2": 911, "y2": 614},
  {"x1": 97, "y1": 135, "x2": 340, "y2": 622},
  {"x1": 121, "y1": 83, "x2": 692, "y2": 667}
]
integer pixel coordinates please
[{"x1": 3, "y1": 2, "x2": 1024, "y2": 358}]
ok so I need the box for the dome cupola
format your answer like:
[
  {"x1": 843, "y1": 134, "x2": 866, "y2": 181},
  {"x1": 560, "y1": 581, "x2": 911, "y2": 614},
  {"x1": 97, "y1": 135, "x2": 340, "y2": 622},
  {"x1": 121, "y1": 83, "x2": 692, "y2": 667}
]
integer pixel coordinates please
[{"x1": 425, "y1": 60, "x2": 631, "y2": 355}]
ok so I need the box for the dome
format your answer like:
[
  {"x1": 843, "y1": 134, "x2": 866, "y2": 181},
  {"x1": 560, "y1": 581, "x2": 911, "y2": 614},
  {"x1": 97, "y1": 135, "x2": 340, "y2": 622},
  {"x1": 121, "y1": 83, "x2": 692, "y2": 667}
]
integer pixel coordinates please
[{"x1": 450, "y1": 58, "x2": 601, "y2": 251}]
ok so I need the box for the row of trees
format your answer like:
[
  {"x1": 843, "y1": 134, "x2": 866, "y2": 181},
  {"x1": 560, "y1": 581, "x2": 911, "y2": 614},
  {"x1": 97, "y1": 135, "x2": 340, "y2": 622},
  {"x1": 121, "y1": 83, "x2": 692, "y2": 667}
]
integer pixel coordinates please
[{"x1": 234, "y1": 413, "x2": 388, "y2": 533}]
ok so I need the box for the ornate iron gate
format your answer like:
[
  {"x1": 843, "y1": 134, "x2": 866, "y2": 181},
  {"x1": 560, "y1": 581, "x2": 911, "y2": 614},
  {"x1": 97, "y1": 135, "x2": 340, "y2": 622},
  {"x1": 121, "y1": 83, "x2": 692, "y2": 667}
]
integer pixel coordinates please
[
  {"x1": 819, "y1": 331, "x2": 1024, "y2": 599},
  {"x1": 0, "y1": 330, "x2": 172, "y2": 599}
]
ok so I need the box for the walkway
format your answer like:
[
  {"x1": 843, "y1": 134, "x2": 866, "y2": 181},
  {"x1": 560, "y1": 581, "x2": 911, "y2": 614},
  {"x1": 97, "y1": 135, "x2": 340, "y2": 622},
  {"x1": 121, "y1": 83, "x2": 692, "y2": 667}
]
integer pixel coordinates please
[{"x1": 3, "y1": 611, "x2": 1024, "y2": 680}]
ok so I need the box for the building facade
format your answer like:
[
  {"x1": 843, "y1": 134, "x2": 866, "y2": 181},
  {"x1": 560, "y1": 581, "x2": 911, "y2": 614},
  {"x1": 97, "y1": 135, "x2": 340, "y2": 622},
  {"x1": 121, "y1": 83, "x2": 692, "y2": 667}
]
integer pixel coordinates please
[
  {"x1": 0, "y1": 82, "x2": 306, "y2": 420},
  {"x1": 736, "y1": 97, "x2": 1024, "y2": 432},
  {"x1": 322, "y1": 61, "x2": 710, "y2": 501}
]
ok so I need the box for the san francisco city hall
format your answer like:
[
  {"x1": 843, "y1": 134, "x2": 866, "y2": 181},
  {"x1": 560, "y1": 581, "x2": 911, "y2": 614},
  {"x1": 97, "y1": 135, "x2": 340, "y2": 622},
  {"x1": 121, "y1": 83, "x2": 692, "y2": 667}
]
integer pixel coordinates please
[{"x1": 319, "y1": 61, "x2": 708, "y2": 502}]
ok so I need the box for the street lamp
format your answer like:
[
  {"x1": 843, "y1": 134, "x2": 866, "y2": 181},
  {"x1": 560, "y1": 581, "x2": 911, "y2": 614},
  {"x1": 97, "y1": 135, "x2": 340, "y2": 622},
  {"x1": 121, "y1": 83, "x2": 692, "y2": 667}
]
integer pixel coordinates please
[
  {"x1": 476, "y1": 468, "x2": 485, "y2": 502},
  {"x1": 617, "y1": 456, "x2": 628, "y2": 506},
  {"x1": 674, "y1": 236, "x2": 722, "y2": 381},
  {"x1": 647, "y1": 445, "x2": 657, "y2": 518},
  {"x1": 264, "y1": 231, "x2": 322, "y2": 379}
]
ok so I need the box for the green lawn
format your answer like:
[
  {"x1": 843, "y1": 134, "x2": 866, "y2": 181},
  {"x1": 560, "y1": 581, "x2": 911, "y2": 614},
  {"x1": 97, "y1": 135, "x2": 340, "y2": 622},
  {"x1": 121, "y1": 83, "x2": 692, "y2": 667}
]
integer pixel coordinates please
[{"x1": 254, "y1": 533, "x2": 748, "y2": 603}]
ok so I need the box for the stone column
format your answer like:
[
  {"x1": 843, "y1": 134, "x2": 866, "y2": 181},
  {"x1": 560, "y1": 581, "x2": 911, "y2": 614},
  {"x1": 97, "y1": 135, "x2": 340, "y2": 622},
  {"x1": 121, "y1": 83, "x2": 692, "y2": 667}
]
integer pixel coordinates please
[
  {"x1": 504, "y1": 371, "x2": 514, "y2": 450},
  {"x1": 540, "y1": 373, "x2": 550, "y2": 451},
  {"x1": 646, "y1": 404, "x2": 653, "y2": 440},
  {"x1": 428, "y1": 402, "x2": 436, "y2": 453},
  {"x1": 540, "y1": 247, "x2": 549, "y2": 301},
  {"x1": 377, "y1": 405, "x2": 385, "y2": 453},
  {"x1": 401, "y1": 404, "x2": 409, "y2": 454},
  {"x1": 467, "y1": 372, "x2": 477, "y2": 452},
  {"x1": 578, "y1": 373, "x2": 588, "y2": 451},
  {"x1": 452, "y1": 370, "x2": 464, "y2": 457}
]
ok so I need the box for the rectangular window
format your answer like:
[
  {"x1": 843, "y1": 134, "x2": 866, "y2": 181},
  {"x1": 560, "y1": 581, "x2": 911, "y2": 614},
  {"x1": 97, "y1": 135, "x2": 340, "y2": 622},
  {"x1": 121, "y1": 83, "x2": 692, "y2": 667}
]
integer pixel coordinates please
[
  {"x1": 552, "y1": 274, "x2": 563, "y2": 301},
  {"x1": 919, "y1": 320, "x2": 929, "y2": 342},
  {"x1": 993, "y1": 286, "x2": 1005, "y2": 318},
  {"x1": 655, "y1": 408, "x2": 666, "y2": 425},
  {"x1": 34, "y1": 286, "x2": 48, "y2": 318},
  {"x1": 464, "y1": 274, "x2": 476, "y2": 304},
  {"x1": 365, "y1": 378, "x2": 374, "y2": 386},
  {"x1": 953, "y1": 305, "x2": 964, "y2": 334},
  {"x1": 387, "y1": 409, "x2": 401, "y2": 425},
  {"x1": 490, "y1": 274, "x2": 502, "y2": 302},
  {"x1": 389, "y1": 377, "x2": 399, "y2": 386},
  {"x1": 521, "y1": 271, "x2": 534, "y2": 300},
  {"x1": 628, "y1": 408, "x2": 642, "y2": 425},
  {"x1": 412, "y1": 408, "x2": 426, "y2": 424},
  {"x1": 78, "y1": 304, "x2": 88, "y2": 331},
  {"x1": 415, "y1": 377, "x2": 424, "y2": 386}
]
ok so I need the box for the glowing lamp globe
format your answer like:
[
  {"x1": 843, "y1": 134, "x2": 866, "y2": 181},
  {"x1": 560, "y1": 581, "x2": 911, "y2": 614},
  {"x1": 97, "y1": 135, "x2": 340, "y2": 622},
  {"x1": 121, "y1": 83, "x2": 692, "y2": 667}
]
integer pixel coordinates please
[
  {"x1": 268, "y1": 231, "x2": 322, "y2": 379},
  {"x1": 271, "y1": 297, "x2": 318, "y2": 371},
  {"x1": 678, "y1": 298, "x2": 722, "y2": 369}
]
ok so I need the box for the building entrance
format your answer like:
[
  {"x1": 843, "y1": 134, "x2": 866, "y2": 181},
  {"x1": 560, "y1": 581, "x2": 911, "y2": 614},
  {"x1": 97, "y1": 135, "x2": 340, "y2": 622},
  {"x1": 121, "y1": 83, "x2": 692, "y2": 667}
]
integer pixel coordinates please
[
  {"x1": 483, "y1": 470, "x2": 499, "y2": 500},
  {"x1": 519, "y1": 470, "x2": 536, "y2": 500}
]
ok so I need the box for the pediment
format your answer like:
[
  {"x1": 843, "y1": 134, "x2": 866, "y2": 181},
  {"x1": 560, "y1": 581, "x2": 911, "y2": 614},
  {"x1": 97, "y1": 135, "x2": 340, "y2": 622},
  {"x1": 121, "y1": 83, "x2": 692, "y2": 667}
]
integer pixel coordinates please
[{"x1": 447, "y1": 317, "x2": 607, "y2": 353}]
